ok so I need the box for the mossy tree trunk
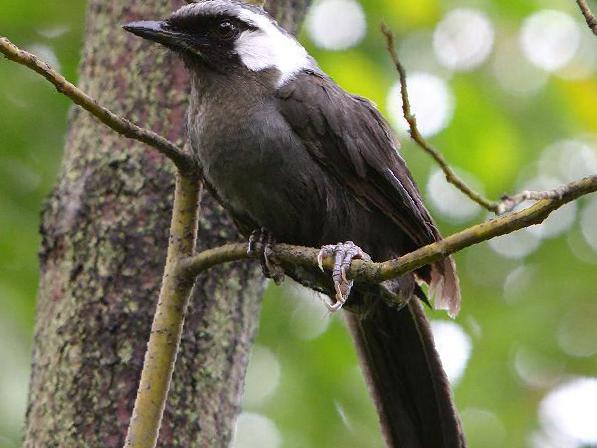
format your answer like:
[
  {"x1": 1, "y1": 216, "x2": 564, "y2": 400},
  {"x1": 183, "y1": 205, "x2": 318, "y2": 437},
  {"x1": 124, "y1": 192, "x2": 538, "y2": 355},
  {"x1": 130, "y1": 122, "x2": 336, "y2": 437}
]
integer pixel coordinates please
[{"x1": 23, "y1": 0, "x2": 310, "y2": 446}]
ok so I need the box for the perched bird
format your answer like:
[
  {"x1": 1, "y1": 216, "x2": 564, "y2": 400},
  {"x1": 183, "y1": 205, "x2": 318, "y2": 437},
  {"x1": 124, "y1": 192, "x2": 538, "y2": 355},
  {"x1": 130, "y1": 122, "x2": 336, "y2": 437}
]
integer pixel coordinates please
[{"x1": 124, "y1": 1, "x2": 465, "y2": 446}]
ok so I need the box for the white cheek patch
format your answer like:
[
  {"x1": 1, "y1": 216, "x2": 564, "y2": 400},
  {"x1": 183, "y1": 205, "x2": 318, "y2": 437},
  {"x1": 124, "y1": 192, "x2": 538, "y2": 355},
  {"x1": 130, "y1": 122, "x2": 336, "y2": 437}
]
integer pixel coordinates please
[{"x1": 235, "y1": 11, "x2": 311, "y2": 86}]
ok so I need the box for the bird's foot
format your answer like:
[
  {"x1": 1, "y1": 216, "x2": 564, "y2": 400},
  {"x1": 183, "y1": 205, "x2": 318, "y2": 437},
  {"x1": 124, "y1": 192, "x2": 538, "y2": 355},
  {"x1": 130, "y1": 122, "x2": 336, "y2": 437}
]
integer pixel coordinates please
[
  {"x1": 317, "y1": 241, "x2": 371, "y2": 312},
  {"x1": 247, "y1": 228, "x2": 285, "y2": 284}
]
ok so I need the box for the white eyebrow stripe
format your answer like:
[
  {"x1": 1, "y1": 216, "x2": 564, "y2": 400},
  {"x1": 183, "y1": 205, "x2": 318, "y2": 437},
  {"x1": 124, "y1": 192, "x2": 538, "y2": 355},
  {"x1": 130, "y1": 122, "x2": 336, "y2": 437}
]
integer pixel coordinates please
[{"x1": 235, "y1": 9, "x2": 312, "y2": 86}]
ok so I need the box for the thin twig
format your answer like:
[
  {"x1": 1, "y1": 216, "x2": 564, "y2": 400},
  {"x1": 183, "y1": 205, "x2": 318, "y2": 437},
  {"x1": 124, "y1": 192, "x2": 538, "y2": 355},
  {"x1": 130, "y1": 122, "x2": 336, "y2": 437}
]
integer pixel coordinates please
[
  {"x1": 380, "y1": 25, "x2": 592, "y2": 216},
  {"x1": 496, "y1": 183, "x2": 571, "y2": 215},
  {"x1": 578, "y1": 0, "x2": 597, "y2": 36},
  {"x1": 124, "y1": 174, "x2": 201, "y2": 448},
  {"x1": 0, "y1": 36, "x2": 196, "y2": 173},
  {"x1": 178, "y1": 175, "x2": 597, "y2": 298},
  {"x1": 381, "y1": 25, "x2": 501, "y2": 213}
]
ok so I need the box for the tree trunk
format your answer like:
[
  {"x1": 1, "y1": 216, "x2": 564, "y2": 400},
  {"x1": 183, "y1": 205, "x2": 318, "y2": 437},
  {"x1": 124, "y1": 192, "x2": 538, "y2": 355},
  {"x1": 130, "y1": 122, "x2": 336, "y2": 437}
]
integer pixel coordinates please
[{"x1": 24, "y1": 1, "x2": 309, "y2": 446}]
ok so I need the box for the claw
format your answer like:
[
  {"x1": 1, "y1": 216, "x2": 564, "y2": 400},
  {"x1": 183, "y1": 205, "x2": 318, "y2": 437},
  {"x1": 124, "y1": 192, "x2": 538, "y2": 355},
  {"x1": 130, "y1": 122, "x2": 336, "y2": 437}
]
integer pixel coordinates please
[
  {"x1": 317, "y1": 241, "x2": 370, "y2": 312},
  {"x1": 317, "y1": 250, "x2": 325, "y2": 272},
  {"x1": 326, "y1": 299, "x2": 344, "y2": 312},
  {"x1": 317, "y1": 244, "x2": 336, "y2": 272}
]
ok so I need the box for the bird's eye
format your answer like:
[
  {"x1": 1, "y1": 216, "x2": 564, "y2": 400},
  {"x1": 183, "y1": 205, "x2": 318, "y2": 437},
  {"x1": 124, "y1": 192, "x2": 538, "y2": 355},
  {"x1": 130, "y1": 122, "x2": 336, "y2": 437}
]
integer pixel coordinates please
[{"x1": 216, "y1": 20, "x2": 238, "y2": 39}]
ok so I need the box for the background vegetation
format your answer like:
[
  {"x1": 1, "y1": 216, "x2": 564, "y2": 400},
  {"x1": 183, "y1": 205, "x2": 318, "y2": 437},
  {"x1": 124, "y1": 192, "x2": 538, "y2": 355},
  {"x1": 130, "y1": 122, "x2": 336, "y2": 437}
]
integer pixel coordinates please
[{"x1": 1, "y1": 0, "x2": 596, "y2": 447}]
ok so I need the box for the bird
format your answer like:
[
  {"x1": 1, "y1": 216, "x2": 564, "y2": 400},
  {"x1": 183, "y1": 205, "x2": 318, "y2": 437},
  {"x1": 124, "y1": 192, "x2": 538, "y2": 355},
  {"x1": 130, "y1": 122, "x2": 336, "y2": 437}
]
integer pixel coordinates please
[{"x1": 124, "y1": 1, "x2": 466, "y2": 446}]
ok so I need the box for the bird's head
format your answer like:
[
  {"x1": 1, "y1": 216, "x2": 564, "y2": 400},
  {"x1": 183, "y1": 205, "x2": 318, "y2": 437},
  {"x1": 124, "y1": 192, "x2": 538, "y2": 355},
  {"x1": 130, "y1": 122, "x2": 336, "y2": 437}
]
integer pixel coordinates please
[{"x1": 123, "y1": 0, "x2": 311, "y2": 86}]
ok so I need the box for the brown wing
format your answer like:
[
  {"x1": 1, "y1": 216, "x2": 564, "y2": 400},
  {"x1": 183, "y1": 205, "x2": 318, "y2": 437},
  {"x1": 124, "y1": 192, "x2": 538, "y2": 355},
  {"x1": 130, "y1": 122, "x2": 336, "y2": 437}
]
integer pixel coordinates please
[{"x1": 277, "y1": 70, "x2": 460, "y2": 315}]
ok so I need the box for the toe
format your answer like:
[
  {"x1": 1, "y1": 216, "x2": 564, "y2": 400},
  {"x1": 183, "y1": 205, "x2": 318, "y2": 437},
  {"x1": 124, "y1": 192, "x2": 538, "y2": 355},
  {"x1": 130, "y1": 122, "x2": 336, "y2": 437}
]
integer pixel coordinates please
[{"x1": 317, "y1": 241, "x2": 370, "y2": 312}]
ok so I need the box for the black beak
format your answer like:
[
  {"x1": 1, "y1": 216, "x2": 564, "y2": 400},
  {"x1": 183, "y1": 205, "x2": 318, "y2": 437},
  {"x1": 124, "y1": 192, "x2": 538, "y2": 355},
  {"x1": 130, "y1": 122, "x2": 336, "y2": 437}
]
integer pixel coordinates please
[{"x1": 123, "y1": 20, "x2": 185, "y2": 49}]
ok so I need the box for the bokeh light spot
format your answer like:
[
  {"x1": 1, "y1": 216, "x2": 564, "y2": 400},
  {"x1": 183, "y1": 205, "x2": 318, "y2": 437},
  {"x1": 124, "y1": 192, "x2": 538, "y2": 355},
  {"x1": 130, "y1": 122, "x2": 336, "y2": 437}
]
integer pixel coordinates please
[
  {"x1": 558, "y1": 30, "x2": 597, "y2": 80},
  {"x1": 520, "y1": 10, "x2": 581, "y2": 72},
  {"x1": 387, "y1": 72, "x2": 454, "y2": 137},
  {"x1": 433, "y1": 8, "x2": 494, "y2": 71},
  {"x1": 557, "y1": 306, "x2": 597, "y2": 358},
  {"x1": 426, "y1": 168, "x2": 482, "y2": 223},
  {"x1": 306, "y1": 0, "x2": 366, "y2": 51},
  {"x1": 513, "y1": 347, "x2": 563, "y2": 389},
  {"x1": 502, "y1": 265, "x2": 536, "y2": 304},
  {"x1": 522, "y1": 177, "x2": 577, "y2": 239},
  {"x1": 492, "y1": 36, "x2": 548, "y2": 97},
  {"x1": 461, "y1": 408, "x2": 506, "y2": 448},
  {"x1": 398, "y1": 31, "x2": 449, "y2": 77},
  {"x1": 539, "y1": 139, "x2": 597, "y2": 183},
  {"x1": 37, "y1": 25, "x2": 70, "y2": 39},
  {"x1": 580, "y1": 196, "x2": 597, "y2": 251},
  {"x1": 243, "y1": 345, "x2": 281, "y2": 407},
  {"x1": 488, "y1": 227, "x2": 541, "y2": 259},
  {"x1": 539, "y1": 377, "x2": 597, "y2": 445},
  {"x1": 0, "y1": 321, "x2": 31, "y2": 437},
  {"x1": 232, "y1": 412, "x2": 282, "y2": 448},
  {"x1": 465, "y1": 245, "x2": 517, "y2": 288},
  {"x1": 568, "y1": 227, "x2": 597, "y2": 265},
  {"x1": 27, "y1": 44, "x2": 61, "y2": 72},
  {"x1": 285, "y1": 283, "x2": 331, "y2": 340},
  {"x1": 430, "y1": 320, "x2": 472, "y2": 385}
]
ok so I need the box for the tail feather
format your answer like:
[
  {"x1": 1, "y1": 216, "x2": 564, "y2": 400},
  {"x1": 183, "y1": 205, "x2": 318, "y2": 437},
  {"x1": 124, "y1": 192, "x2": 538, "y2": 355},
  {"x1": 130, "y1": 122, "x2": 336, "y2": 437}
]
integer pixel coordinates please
[
  {"x1": 346, "y1": 294, "x2": 466, "y2": 448},
  {"x1": 430, "y1": 256, "x2": 461, "y2": 318}
]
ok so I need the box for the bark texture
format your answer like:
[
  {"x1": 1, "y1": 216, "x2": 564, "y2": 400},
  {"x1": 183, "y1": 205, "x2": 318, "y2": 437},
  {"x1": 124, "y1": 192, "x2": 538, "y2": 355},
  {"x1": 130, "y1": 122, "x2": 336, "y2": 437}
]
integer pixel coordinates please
[{"x1": 24, "y1": 0, "x2": 309, "y2": 447}]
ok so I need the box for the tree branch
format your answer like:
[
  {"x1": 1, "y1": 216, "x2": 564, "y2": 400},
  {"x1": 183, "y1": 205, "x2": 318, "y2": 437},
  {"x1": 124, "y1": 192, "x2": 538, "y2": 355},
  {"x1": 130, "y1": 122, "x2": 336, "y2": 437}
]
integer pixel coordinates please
[
  {"x1": 381, "y1": 25, "x2": 501, "y2": 213},
  {"x1": 578, "y1": 0, "x2": 597, "y2": 36},
  {"x1": 124, "y1": 173, "x2": 202, "y2": 448},
  {"x1": 0, "y1": 36, "x2": 196, "y2": 173},
  {"x1": 495, "y1": 183, "x2": 574, "y2": 214},
  {"x1": 178, "y1": 175, "x2": 597, "y2": 299},
  {"x1": 374, "y1": 175, "x2": 596, "y2": 281}
]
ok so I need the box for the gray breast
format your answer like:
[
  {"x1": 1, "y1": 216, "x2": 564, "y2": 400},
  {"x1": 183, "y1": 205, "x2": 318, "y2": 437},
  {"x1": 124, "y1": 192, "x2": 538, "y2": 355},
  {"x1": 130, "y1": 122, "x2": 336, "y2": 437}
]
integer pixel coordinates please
[{"x1": 188, "y1": 94, "x2": 328, "y2": 242}]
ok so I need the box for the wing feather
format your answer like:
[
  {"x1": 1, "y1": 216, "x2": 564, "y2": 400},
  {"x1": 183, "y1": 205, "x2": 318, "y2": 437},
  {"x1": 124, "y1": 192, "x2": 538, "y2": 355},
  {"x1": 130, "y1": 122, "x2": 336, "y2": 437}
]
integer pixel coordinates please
[{"x1": 277, "y1": 70, "x2": 461, "y2": 315}]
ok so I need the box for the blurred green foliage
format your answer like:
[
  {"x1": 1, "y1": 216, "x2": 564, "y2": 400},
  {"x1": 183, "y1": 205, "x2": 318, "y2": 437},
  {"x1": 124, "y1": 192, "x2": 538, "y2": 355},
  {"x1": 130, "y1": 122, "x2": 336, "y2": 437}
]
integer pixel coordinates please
[{"x1": 1, "y1": 0, "x2": 596, "y2": 447}]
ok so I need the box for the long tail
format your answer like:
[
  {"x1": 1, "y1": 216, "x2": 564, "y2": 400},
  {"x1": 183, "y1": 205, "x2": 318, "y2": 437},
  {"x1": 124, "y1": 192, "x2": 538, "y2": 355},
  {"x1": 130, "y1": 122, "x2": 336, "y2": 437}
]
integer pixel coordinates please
[{"x1": 346, "y1": 295, "x2": 466, "y2": 448}]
